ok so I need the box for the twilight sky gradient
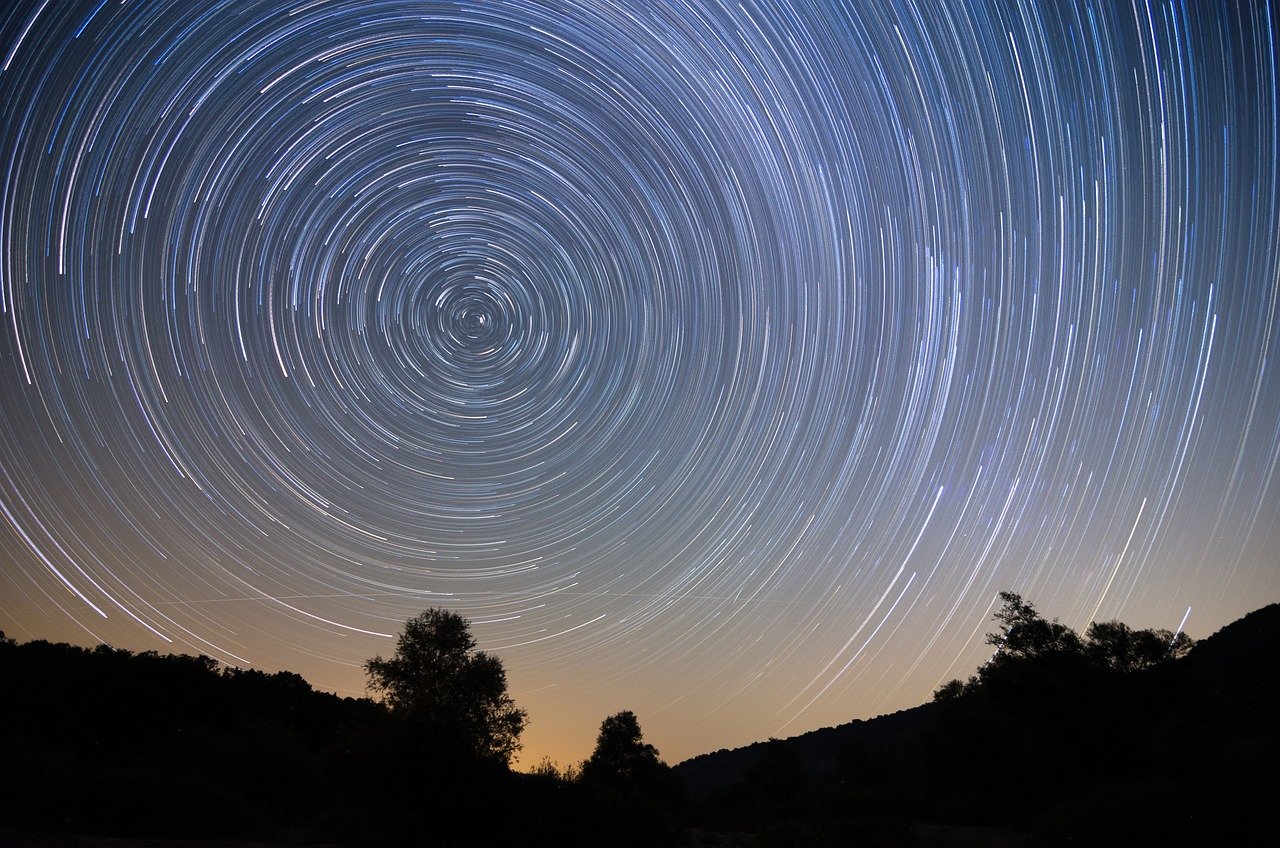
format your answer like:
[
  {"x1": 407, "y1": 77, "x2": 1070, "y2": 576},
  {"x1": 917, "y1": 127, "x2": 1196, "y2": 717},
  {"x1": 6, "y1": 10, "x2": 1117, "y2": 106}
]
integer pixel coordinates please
[{"x1": 1, "y1": 0, "x2": 1278, "y2": 766}]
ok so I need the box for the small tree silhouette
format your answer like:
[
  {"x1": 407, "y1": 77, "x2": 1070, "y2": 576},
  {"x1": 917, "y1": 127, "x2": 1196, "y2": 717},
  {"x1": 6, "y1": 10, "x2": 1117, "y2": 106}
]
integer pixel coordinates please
[
  {"x1": 932, "y1": 677, "x2": 970, "y2": 701},
  {"x1": 580, "y1": 710, "x2": 664, "y2": 785},
  {"x1": 578, "y1": 710, "x2": 682, "y2": 844}
]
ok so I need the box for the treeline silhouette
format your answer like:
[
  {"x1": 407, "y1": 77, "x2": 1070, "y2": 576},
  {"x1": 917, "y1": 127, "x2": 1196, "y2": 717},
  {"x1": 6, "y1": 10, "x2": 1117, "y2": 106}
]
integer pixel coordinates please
[
  {"x1": 3, "y1": 594, "x2": 1276, "y2": 847},
  {"x1": 2, "y1": 637, "x2": 388, "y2": 842}
]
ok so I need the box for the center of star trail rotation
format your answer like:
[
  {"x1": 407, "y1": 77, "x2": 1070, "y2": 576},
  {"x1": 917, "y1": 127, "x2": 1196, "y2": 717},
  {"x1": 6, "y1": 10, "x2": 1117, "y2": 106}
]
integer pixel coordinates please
[{"x1": 1, "y1": 0, "x2": 1277, "y2": 764}]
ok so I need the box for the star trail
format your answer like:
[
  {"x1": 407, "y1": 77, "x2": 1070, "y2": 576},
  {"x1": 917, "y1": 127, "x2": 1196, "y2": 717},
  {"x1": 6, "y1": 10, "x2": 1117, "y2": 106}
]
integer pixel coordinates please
[{"x1": 1, "y1": 0, "x2": 1278, "y2": 765}]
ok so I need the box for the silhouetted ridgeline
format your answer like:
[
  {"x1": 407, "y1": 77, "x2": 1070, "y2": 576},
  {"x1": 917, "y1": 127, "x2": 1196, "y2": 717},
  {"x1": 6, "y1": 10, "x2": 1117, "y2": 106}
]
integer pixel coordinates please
[{"x1": 675, "y1": 602, "x2": 1280, "y2": 847}]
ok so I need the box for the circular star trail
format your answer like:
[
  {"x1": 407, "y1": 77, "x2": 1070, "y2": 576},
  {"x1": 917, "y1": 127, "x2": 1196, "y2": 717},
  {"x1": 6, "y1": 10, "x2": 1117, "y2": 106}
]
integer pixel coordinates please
[{"x1": 2, "y1": 0, "x2": 1278, "y2": 763}]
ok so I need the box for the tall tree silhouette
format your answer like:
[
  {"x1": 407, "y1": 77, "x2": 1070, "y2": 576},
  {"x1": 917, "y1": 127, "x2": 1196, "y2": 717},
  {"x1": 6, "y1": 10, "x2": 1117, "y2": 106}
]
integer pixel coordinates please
[{"x1": 365, "y1": 608, "x2": 526, "y2": 764}]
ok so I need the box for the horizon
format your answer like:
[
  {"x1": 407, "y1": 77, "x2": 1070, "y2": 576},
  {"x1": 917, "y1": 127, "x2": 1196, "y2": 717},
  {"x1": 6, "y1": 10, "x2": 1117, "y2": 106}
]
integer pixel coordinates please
[
  {"x1": 6, "y1": 592, "x2": 1266, "y2": 771},
  {"x1": 2, "y1": 0, "x2": 1278, "y2": 769}
]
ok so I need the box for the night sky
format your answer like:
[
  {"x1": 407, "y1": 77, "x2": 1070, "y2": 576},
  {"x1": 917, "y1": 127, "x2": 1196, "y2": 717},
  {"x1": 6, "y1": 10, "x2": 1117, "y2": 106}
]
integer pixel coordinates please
[{"x1": 1, "y1": 0, "x2": 1278, "y2": 767}]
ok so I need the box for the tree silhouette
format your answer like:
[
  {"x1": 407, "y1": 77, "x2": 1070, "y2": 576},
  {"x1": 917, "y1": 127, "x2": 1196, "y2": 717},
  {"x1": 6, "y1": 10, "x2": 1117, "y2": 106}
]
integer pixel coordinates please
[
  {"x1": 934, "y1": 591, "x2": 1197, "y2": 701},
  {"x1": 985, "y1": 590, "x2": 1082, "y2": 660},
  {"x1": 365, "y1": 608, "x2": 526, "y2": 764},
  {"x1": 580, "y1": 710, "x2": 665, "y2": 785},
  {"x1": 931, "y1": 677, "x2": 969, "y2": 701},
  {"x1": 578, "y1": 710, "x2": 682, "y2": 845},
  {"x1": 1085, "y1": 620, "x2": 1195, "y2": 671}
]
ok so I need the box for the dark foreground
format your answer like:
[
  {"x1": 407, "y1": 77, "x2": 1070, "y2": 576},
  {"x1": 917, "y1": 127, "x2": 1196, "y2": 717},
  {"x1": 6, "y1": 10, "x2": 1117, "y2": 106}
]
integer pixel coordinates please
[
  {"x1": 4, "y1": 601, "x2": 1277, "y2": 847},
  {"x1": 4, "y1": 823, "x2": 1037, "y2": 848}
]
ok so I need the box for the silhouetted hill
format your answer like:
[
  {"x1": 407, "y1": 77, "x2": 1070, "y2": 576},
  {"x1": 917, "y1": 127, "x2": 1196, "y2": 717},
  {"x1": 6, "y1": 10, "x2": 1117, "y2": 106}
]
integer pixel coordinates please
[
  {"x1": 1179, "y1": 601, "x2": 1280, "y2": 676},
  {"x1": 675, "y1": 701, "x2": 941, "y2": 800},
  {"x1": 675, "y1": 601, "x2": 1280, "y2": 846},
  {"x1": 677, "y1": 603, "x2": 1280, "y2": 784}
]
